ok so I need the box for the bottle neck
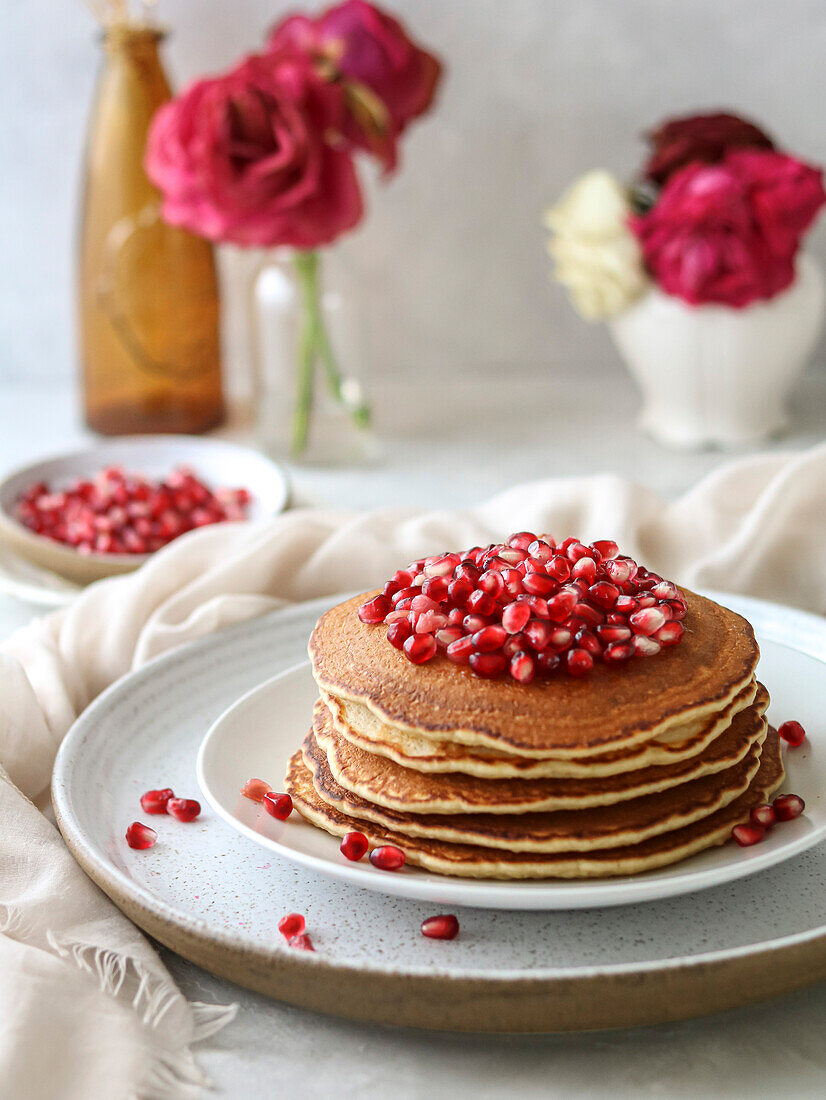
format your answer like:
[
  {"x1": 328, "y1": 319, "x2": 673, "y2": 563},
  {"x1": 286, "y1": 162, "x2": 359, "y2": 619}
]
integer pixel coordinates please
[{"x1": 102, "y1": 23, "x2": 166, "y2": 60}]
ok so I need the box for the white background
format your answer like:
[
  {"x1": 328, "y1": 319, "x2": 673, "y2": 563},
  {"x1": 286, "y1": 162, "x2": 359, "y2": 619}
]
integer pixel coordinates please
[{"x1": 3, "y1": 0, "x2": 826, "y2": 390}]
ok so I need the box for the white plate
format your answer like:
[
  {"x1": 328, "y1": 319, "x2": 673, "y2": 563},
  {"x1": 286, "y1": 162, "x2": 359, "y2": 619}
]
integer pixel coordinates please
[
  {"x1": 197, "y1": 601, "x2": 826, "y2": 911},
  {"x1": 52, "y1": 591, "x2": 826, "y2": 1030},
  {"x1": 0, "y1": 436, "x2": 290, "y2": 586},
  {"x1": 0, "y1": 541, "x2": 81, "y2": 607}
]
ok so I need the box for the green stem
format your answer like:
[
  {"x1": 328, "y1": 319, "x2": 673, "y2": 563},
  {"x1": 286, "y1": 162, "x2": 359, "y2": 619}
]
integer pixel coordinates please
[
  {"x1": 290, "y1": 253, "x2": 318, "y2": 456},
  {"x1": 292, "y1": 251, "x2": 372, "y2": 447}
]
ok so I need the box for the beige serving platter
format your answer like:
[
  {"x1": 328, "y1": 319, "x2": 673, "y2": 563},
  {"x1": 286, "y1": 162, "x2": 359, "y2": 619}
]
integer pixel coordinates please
[{"x1": 52, "y1": 592, "x2": 826, "y2": 1032}]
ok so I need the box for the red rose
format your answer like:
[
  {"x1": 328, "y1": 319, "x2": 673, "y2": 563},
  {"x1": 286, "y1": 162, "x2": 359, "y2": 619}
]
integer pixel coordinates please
[
  {"x1": 644, "y1": 111, "x2": 774, "y2": 185},
  {"x1": 145, "y1": 49, "x2": 363, "y2": 249},
  {"x1": 629, "y1": 151, "x2": 825, "y2": 308},
  {"x1": 268, "y1": 0, "x2": 442, "y2": 170}
]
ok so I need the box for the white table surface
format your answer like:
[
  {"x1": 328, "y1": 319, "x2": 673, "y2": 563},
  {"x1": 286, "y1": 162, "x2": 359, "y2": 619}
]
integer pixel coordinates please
[{"x1": 2, "y1": 373, "x2": 826, "y2": 1099}]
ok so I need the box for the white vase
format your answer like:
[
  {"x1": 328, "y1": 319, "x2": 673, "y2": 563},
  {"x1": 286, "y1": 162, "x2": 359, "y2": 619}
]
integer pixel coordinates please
[{"x1": 607, "y1": 254, "x2": 825, "y2": 449}]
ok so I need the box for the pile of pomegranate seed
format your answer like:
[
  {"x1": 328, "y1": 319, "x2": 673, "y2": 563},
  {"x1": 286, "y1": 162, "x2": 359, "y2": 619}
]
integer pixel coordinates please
[
  {"x1": 421, "y1": 914, "x2": 460, "y2": 940},
  {"x1": 13, "y1": 465, "x2": 250, "y2": 556},
  {"x1": 731, "y1": 792, "x2": 806, "y2": 846},
  {"x1": 340, "y1": 831, "x2": 369, "y2": 861},
  {"x1": 359, "y1": 532, "x2": 687, "y2": 681},
  {"x1": 778, "y1": 720, "x2": 806, "y2": 746}
]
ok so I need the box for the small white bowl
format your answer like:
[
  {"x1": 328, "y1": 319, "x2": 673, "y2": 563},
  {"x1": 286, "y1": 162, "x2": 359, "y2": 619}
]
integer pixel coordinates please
[{"x1": 0, "y1": 437, "x2": 290, "y2": 585}]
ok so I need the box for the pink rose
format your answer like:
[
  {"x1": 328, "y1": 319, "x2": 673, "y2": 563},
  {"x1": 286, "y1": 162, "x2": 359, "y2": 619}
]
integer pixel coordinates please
[
  {"x1": 644, "y1": 111, "x2": 774, "y2": 185},
  {"x1": 630, "y1": 150, "x2": 825, "y2": 308},
  {"x1": 268, "y1": 1, "x2": 442, "y2": 170},
  {"x1": 145, "y1": 49, "x2": 363, "y2": 249}
]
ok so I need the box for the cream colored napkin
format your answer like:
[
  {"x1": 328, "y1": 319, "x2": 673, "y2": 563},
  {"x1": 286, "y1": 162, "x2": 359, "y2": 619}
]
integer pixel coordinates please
[{"x1": 1, "y1": 442, "x2": 825, "y2": 1098}]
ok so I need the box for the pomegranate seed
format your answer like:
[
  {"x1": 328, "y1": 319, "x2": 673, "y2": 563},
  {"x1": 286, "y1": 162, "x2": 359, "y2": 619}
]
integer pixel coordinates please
[
  {"x1": 422, "y1": 576, "x2": 450, "y2": 602},
  {"x1": 524, "y1": 619, "x2": 552, "y2": 650},
  {"x1": 575, "y1": 629, "x2": 602, "y2": 657},
  {"x1": 263, "y1": 792, "x2": 292, "y2": 820},
  {"x1": 507, "y1": 532, "x2": 535, "y2": 550},
  {"x1": 603, "y1": 559, "x2": 635, "y2": 584},
  {"x1": 773, "y1": 794, "x2": 805, "y2": 821},
  {"x1": 667, "y1": 599, "x2": 687, "y2": 621},
  {"x1": 469, "y1": 651, "x2": 508, "y2": 678},
  {"x1": 603, "y1": 642, "x2": 633, "y2": 665},
  {"x1": 750, "y1": 804, "x2": 777, "y2": 828},
  {"x1": 387, "y1": 621, "x2": 412, "y2": 648},
  {"x1": 288, "y1": 933, "x2": 315, "y2": 951},
  {"x1": 651, "y1": 581, "x2": 680, "y2": 600},
  {"x1": 278, "y1": 913, "x2": 305, "y2": 939},
  {"x1": 502, "y1": 601, "x2": 531, "y2": 633},
  {"x1": 446, "y1": 636, "x2": 475, "y2": 664},
  {"x1": 571, "y1": 558, "x2": 597, "y2": 585},
  {"x1": 472, "y1": 625, "x2": 507, "y2": 652},
  {"x1": 545, "y1": 556, "x2": 571, "y2": 582},
  {"x1": 527, "y1": 539, "x2": 553, "y2": 562},
  {"x1": 478, "y1": 570, "x2": 506, "y2": 597},
  {"x1": 655, "y1": 621, "x2": 684, "y2": 646},
  {"x1": 404, "y1": 634, "x2": 437, "y2": 664},
  {"x1": 631, "y1": 634, "x2": 660, "y2": 657},
  {"x1": 391, "y1": 587, "x2": 418, "y2": 606},
  {"x1": 778, "y1": 720, "x2": 806, "y2": 747},
  {"x1": 462, "y1": 614, "x2": 490, "y2": 633},
  {"x1": 448, "y1": 607, "x2": 466, "y2": 626},
  {"x1": 629, "y1": 607, "x2": 667, "y2": 636},
  {"x1": 411, "y1": 594, "x2": 439, "y2": 614},
  {"x1": 732, "y1": 824, "x2": 764, "y2": 847},
  {"x1": 421, "y1": 914, "x2": 460, "y2": 940},
  {"x1": 567, "y1": 648, "x2": 594, "y2": 677},
  {"x1": 425, "y1": 554, "x2": 459, "y2": 577},
  {"x1": 125, "y1": 822, "x2": 157, "y2": 850},
  {"x1": 547, "y1": 591, "x2": 578, "y2": 622},
  {"x1": 587, "y1": 582, "x2": 619, "y2": 610},
  {"x1": 546, "y1": 627, "x2": 573, "y2": 650},
  {"x1": 415, "y1": 610, "x2": 449, "y2": 634},
  {"x1": 466, "y1": 590, "x2": 496, "y2": 616},
  {"x1": 615, "y1": 594, "x2": 640, "y2": 614},
  {"x1": 369, "y1": 845, "x2": 406, "y2": 871},
  {"x1": 597, "y1": 624, "x2": 631, "y2": 645},
  {"x1": 340, "y1": 831, "x2": 369, "y2": 861},
  {"x1": 140, "y1": 788, "x2": 174, "y2": 815},
  {"x1": 240, "y1": 778, "x2": 271, "y2": 802},
  {"x1": 510, "y1": 651, "x2": 535, "y2": 683},
  {"x1": 521, "y1": 573, "x2": 557, "y2": 597},
  {"x1": 435, "y1": 627, "x2": 463, "y2": 647},
  {"x1": 592, "y1": 539, "x2": 619, "y2": 559},
  {"x1": 167, "y1": 798, "x2": 201, "y2": 822}
]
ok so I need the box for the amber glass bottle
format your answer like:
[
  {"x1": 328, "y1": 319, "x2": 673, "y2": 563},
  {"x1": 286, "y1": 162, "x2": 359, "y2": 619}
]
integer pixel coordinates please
[{"x1": 79, "y1": 24, "x2": 225, "y2": 435}]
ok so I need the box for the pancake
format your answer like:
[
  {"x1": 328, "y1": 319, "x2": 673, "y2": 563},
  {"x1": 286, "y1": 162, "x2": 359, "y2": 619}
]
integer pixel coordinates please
[
  {"x1": 285, "y1": 729, "x2": 784, "y2": 879},
  {"x1": 312, "y1": 688, "x2": 770, "y2": 814},
  {"x1": 310, "y1": 590, "x2": 759, "y2": 759},
  {"x1": 299, "y1": 724, "x2": 767, "y2": 853},
  {"x1": 322, "y1": 679, "x2": 760, "y2": 779}
]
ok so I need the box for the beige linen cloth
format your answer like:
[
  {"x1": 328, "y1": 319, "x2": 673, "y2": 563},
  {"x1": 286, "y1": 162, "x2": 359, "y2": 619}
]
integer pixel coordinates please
[{"x1": 1, "y1": 443, "x2": 825, "y2": 1099}]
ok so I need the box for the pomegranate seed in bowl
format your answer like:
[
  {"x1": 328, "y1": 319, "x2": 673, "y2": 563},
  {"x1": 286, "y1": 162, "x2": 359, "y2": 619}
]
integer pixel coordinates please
[
  {"x1": 167, "y1": 798, "x2": 201, "y2": 822},
  {"x1": 140, "y1": 788, "x2": 174, "y2": 814},
  {"x1": 125, "y1": 822, "x2": 157, "y2": 850}
]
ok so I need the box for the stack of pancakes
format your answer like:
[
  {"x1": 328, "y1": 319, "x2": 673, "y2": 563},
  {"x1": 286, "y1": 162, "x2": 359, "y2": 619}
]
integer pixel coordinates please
[{"x1": 285, "y1": 590, "x2": 784, "y2": 878}]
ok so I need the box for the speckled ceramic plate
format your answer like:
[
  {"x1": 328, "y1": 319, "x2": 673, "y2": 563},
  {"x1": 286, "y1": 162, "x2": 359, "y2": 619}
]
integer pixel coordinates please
[
  {"x1": 52, "y1": 592, "x2": 826, "y2": 1032},
  {"x1": 196, "y1": 657, "x2": 826, "y2": 910}
]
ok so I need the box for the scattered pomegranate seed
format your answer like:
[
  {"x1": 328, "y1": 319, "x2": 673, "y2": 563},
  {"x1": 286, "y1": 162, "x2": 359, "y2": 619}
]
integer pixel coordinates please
[
  {"x1": 278, "y1": 913, "x2": 305, "y2": 939},
  {"x1": 125, "y1": 822, "x2": 157, "y2": 850},
  {"x1": 14, "y1": 465, "x2": 250, "y2": 555},
  {"x1": 140, "y1": 788, "x2": 174, "y2": 815},
  {"x1": 288, "y1": 933, "x2": 315, "y2": 951},
  {"x1": 357, "y1": 534, "x2": 687, "y2": 681},
  {"x1": 263, "y1": 792, "x2": 293, "y2": 820},
  {"x1": 240, "y1": 778, "x2": 272, "y2": 802},
  {"x1": 732, "y1": 824, "x2": 764, "y2": 847},
  {"x1": 421, "y1": 914, "x2": 460, "y2": 940},
  {"x1": 167, "y1": 798, "x2": 201, "y2": 822},
  {"x1": 369, "y1": 845, "x2": 407, "y2": 871},
  {"x1": 778, "y1": 720, "x2": 806, "y2": 747},
  {"x1": 773, "y1": 793, "x2": 805, "y2": 821},
  {"x1": 340, "y1": 831, "x2": 369, "y2": 861},
  {"x1": 750, "y1": 804, "x2": 777, "y2": 829}
]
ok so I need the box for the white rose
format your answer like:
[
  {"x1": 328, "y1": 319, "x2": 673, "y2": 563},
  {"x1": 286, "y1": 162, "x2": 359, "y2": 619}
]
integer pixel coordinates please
[{"x1": 544, "y1": 170, "x2": 649, "y2": 320}]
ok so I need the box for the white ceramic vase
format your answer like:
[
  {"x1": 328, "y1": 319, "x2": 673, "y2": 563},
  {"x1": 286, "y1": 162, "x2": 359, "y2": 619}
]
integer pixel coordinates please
[{"x1": 608, "y1": 254, "x2": 825, "y2": 449}]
